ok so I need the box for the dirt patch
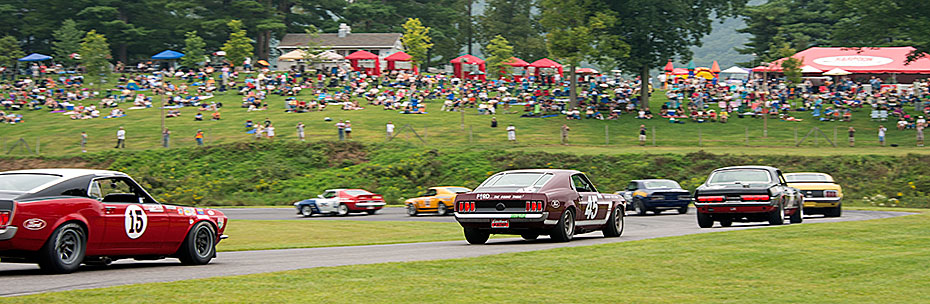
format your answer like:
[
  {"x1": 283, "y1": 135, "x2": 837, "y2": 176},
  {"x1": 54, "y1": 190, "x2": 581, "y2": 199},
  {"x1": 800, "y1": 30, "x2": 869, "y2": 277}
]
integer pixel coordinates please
[
  {"x1": 0, "y1": 157, "x2": 113, "y2": 171},
  {"x1": 324, "y1": 142, "x2": 368, "y2": 167}
]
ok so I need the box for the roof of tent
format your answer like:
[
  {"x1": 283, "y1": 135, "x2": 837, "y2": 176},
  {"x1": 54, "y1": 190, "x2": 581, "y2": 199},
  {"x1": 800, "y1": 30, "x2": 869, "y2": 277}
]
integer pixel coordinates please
[
  {"x1": 18, "y1": 53, "x2": 52, "y2": 62},
  {"x1": 315, "y1": 50, "x2": 345, "y2": 60},
  {"x1": 720, "y1": 66, "x2": 750, "y2": 74},
  {"x1": 504, "y1": 57, "x2": 529, "y2": 67},
  {"x1": 530, "y1": 58, "x2": 561, "y2": 68},
  {"x1": 384, "y1": 51, "x2": 412, "y2": 61},
  {"x1": 152, "y1": 50, "x2": 185, "y2": 60},
  {"x1": 755, "y1": 47, "x2": 930, "y2": 74},
  {"x1": 345, "y1": 50, "x2": 379, "y2": 60},
  {"x1": 450, "y1": 54, "x2": 484, "y2": 64},
  {"x1": 278, "y1": 49, "x2": 307, "y2": 61}
]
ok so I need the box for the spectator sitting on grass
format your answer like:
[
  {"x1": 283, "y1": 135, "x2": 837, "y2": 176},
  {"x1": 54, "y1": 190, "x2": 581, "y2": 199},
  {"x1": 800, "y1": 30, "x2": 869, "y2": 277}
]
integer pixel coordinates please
[
  {"x1": 194, "y1": 112, "x2": 203, "y2": 121},
  {"x1": 211, "y1": 111, "x2": 221, "y2": 120}
]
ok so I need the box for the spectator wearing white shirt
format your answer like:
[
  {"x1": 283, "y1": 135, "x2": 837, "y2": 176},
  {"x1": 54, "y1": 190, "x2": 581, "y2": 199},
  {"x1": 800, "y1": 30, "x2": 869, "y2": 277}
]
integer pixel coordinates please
[
  {"x1": 115, "y1": 127, "x2": 126, "y2": 149},
  {"x1": 506, "y1": 124, "x2": 516, "y2": 142},
  {"x1": 386, "y1": 122, "x2": 395, "y2": 140}
]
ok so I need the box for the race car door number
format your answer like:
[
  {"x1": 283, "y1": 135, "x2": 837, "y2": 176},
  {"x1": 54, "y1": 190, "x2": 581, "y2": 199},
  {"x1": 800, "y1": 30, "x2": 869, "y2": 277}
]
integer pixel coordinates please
[{"x1": 491, "y1": 219, "x2": 509, "y2": 228}]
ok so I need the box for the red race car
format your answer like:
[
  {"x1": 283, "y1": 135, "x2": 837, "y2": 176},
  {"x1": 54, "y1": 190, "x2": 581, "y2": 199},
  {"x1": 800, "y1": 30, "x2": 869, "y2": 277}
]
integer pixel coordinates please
[{"x1": 0, "y1": 169, "x2": 228, "y2": 273}]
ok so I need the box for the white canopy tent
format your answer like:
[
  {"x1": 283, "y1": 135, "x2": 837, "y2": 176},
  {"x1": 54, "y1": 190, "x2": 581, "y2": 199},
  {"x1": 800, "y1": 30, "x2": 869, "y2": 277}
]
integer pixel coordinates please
[{"x1": 720, "y1": 66, "x2": 750, "y2": 74}]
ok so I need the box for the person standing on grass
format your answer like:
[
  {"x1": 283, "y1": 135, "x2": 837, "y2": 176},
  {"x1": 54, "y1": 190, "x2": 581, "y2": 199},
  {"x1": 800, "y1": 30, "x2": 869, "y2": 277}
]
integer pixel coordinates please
[
  {"x1": 386, "y1": 121, "x2": 395, "y2": 140},
  {"x1": 491, "y1": 117, "x2": 498, "y2": 128},
  {"x1": 336, "y1": 120, "x2": 346, "y2": 141},
  {"x1": 345, "y1": 120, "x2": 353, "y2": 139},
  {"x1": 115, "y1": 127, "x2": 126, "y2": 149},
  {"x1": 848, "y1": 126, "x2": 856, "y2": 147},
  {"x1": 195, "y1": 129, "x2": 204, "y2": 146},
  {"x1": 878, "y1": 125, "x2": 887, "y2": 146},
  {"x1": 297, "y1": 122, "x2": 306, "y2": 141},
  {"x1": 918, "y1": 123, "x2": 925, "y2": 147},
  {"x1": 80, "y1": 131, "x2": 87, "y2": 153},
  {"x1": 266, "y1": 124, "x2": 276, "y2": 140},
  {"x1": 506, "y1": 124, "x2": 516, "y2": 142},
  {"x1": 162, "y1": 128, "x2": 171, "y2": 148},
  {"x1": 561, "y1": 124, "x2": 571, "y2": 145},
  {"x1": 639, "y1": 125, "x2": 647, "y2": 146}
]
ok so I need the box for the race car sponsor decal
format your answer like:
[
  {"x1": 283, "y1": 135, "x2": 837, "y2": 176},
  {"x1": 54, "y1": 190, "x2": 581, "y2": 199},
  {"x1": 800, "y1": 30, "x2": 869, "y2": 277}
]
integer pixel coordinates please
[
  {"x1": 207, "y1": 210, "x2": 215, "y2": 216},
  {"x1": 183, "y1": 207, "x2": 195, "y2": 216},
  {"x1": 475, "y1": 193, "x2": 525, "y2": 200},
  {"x1": 177, "y1": 208, "x2": 184, "y2": 215},
  {"x1": 124, "y1": 204, "x2": 148, "y2": 239},
  {"x1": 196, "y1": 209, "x2": 205, "y2": 215},
  {"x1": 197, "y1": 215, "x2": 209, "y2": 220},
  {"x1": 165, "y1": 205, "x2": 177, "y2": 210},
  {"x1": 217, "y1": 218, "x2": 224, "y2": 229},
  {"x1": 22, "y1": 218, "x2": 46, "y2": 230},
  {"x1": 550, "y1": 200, "x2": 561, "y2": 208},
  {"x1": 189, "y1": 219, "x2": 194, "y2": 225},
  {"x1": 147, "y1": 205, "x2": 164, "y2": 213}
]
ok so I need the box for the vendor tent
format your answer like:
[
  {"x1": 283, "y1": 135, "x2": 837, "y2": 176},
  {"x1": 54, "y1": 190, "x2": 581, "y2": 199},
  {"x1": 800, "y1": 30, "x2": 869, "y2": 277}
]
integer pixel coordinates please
[
  {"x1": 315, "y1": 50, "x2": 345, "y2": 61},
  {"x1": 823, "y1": 68, "x2": 851, "y2": 76},
  {"x1": 503, "y1": 57, "x2": 529, "y2": 81},
  {"x1": 18, "y1": 53, "x2": 52, "y2": 62},
  {"x1": 278, "y1": 49, "x2": 308, "y2": 61},
  {"x1": 576, "y1": 68, "x2": 599, "y2": 74},
  {"x1": 345, "y1": 50, "x2": 380, "y2": 76},
  {"x1": 529, "y1": 58, "x2": 563, "y2": 78},
  {"x1": 800, "y1": 65, "x2": 823, "y2": 73},
  {"x1": 384, "y1": 51, "x2": 416, "y2": 73},
  {"x1": 151, "y1": 50, "x2": 184, "y2": 60},
  {"x1": 754, "y1": 47, "x2": 930, "y2": 74},
  {"x1": 721, "y1": 66, "x2": 750, "y2": 74},
  {"x1": 450, "y1": 54, "x2": 486, "y2": 80}
]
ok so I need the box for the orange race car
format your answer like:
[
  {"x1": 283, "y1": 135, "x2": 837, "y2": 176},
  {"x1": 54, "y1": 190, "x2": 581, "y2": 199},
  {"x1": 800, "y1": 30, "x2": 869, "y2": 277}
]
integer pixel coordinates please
[{"x1": 405, "y1": 186, "x2": 471, "y2": 216}]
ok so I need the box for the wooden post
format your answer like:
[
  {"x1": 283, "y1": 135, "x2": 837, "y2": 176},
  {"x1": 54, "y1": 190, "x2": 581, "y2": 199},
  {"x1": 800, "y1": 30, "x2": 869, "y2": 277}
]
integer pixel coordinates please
[
  {"x1": 424, "y1": 127, "x2": 428, "y2": 142},
  {"x1": 468, "y1": 126, "x2": 473, "y2": 144},
  {"x1": 763, "y1": 113, "x2": 768, "y2": 138},
  {"x1": 605, "y1": 124, "x2": 609, "y2": 145},
  {"x1": 698, "y1": 127, "x2": 702, "y2": 146},
  {"x1": 652, "y1": 126, "x2": 656, "y2": 147},
  {"x1": 794, "y1": 127, "x2": 798, "y2": 144},
  {"x1": 745, "y1": 126, "x2": 749, "y2": 146},
  {"x1": 460, "y1": 110, "x2": 465, "y2": 130},
  {"x1": 35, "y1": 137, "x2": 39, "y2": 155},
  {"x1": 833, "y1": 126, "x2": 837, "y2": 145}
]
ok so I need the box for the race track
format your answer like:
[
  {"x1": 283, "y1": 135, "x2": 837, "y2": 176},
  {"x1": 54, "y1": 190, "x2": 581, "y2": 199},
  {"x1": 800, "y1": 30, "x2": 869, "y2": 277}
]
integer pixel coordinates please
[{"x1": 0, "y1": 209, "x2": 913, "y2": 297}]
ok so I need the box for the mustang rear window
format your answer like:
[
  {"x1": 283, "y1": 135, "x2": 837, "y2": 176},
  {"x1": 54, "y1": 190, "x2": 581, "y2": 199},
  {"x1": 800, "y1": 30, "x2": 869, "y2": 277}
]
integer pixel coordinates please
[
  {"x1": 480, "y1": 173, "x2": 552, "y2": 188},
  {"x1": 0, "y1": 174, "x2": 61, "y2": 192},
  {"x1": 643, "y1": 180, "x2": 681, "y2": 189},
  {"x1": 785, "y1": 174, "x2": 832, "y2": 182},
  {"x1": 707, "y1": 170, "x2": 771, "y2": 184}
]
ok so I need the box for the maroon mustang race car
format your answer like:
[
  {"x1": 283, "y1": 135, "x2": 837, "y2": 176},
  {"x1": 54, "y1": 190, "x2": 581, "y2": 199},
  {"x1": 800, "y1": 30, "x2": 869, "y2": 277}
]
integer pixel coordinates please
[
  {"x1": 0, "y1": 169, "x2": 228, "y2": 273},
  {"x1": 454, "y1": 169, "x2": 625, "y2": 244}
]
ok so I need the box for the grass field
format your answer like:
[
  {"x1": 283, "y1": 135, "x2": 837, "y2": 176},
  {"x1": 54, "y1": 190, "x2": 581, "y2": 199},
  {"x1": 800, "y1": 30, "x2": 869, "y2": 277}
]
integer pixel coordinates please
[
  {"x1": 10, "y1": 210, "x2": 928, "y2": 303},
  {"x1": 218, "y1": 219, "x2": 466, "y2": 251},
  {"x1": 2, "y1": 76, "x2": 926, "y2": 156}
]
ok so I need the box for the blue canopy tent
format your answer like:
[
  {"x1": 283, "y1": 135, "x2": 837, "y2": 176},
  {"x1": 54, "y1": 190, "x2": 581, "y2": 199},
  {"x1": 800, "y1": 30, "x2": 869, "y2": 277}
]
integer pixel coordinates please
[
  {"x1": 18, "y1": 53, "x2": 52, "y2": 62},
  {"x1": 151, "y1": 50, "x2": 185, "y2": 60}
]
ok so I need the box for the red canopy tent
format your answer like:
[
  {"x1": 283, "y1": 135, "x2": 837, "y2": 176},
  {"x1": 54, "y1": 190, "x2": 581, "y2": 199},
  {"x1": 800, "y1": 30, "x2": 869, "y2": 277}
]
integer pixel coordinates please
[
  {"x1": 450, "y1": 54, "x2": 486, "y2": 80},
  {"x1": 753, "y1": 47, "x2": 930, "y2": 75},
  {"x1": 530, "y1": 58, "x2": 563, "y2": 78},
  {"x1": 504, "y1": 57, "x2": 529, "y2": 81},
  {"x1": 384, "y1": 51, "x2": 417, "y2": 74},
  {"x1": 345, "y1": 50, "x2": 380, "y2": 76}
]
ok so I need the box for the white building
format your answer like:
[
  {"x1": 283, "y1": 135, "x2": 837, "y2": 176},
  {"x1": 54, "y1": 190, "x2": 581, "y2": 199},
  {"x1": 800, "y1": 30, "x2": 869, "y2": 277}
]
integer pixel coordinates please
[{"x1": 276, "y1": 23, "x2": 403, "y2": 71}]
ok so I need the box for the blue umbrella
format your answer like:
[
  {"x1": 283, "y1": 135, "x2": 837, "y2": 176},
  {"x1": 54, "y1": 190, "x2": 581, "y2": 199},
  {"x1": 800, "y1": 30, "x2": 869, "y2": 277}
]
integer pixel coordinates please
[
  {"x1": 151, "y1": 50, "x2": 185, "y2": 60},
  {"x1": 18, "y1": 53, "x2": 52, "y2": 62}
]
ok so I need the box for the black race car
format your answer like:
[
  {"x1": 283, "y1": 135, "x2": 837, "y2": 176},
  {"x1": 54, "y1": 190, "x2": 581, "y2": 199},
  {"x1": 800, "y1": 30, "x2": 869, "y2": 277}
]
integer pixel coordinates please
[{"x1": 693, "y1": 166, "x2": 803, "y2": 228}]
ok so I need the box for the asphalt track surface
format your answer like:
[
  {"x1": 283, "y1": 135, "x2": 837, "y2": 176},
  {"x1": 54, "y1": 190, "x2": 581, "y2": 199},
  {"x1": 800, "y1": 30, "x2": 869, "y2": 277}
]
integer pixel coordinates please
[{"x1": 0, "y1": 208, "x2": 913, "y2": 297}]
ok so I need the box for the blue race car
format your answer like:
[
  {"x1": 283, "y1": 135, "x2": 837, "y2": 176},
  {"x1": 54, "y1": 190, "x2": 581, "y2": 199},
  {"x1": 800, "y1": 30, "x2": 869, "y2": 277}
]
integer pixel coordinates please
[{"x1": 616, "y1": 179, "x2": 691, "y2": 215}]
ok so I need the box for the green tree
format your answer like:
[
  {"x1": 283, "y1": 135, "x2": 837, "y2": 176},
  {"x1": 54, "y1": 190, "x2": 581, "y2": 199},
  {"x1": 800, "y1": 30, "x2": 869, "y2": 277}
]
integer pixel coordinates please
[
  {"x1": 598, "y1": 0, "x2": 747, "y2": 107},
  {"x1": 485, "y1": 35, "x2": 514, "y2": 80},
  {"x1": 297, "y1": 25, "x2": 327, "y2": 67},
  {"x1": 477, "y1": 0, "x2": 547, "y2": 60},
  {"x1": 79, "y1": 30, "x2": 112, "y2": 76},
  {"x1": 738, "y1": 0, "x2": 840, "y2": 63},
  {"x1": 768, "y1": 38, "x2": 803, "y2": 85},
  {"x1": 401, "y1": 18, "x2": 433, "y2": 68},
  {"x1": 51, "y1": 19, "x2": 83, "y2": 67},
  {"x1": 0, "y1": 36, "x2": 24, "y2": 70},
  {"x1": 221, "y1": 20, "x2": 254, "y2": 70},
  {"x1": 831, "y1": 0, "x2": 927, "y2": 61},
  {"x1": 181, "y1": 31, "x2": 206, "y2": 68},
  {"x1": 540, "y1": 0, "x2": 628, "y2": 107}
]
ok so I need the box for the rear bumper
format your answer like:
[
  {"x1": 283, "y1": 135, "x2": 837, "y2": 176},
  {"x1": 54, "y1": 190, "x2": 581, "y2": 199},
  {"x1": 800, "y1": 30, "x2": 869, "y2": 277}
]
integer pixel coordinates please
[
  {"x1": 0, "y1": 226, "x2": 17, "y2": 241},
  {"x1": 643, "y1": 200, "x2": 690, "y2": 209},
  {"x1": 353, "y1": 202, "x2": 386, "y2": 210},
  {"x1": 803, "y1": 198, "x2": 841, "y2": 208},
  {"x1": 455, "y1": 212, "x2": 550, "y2": 230},
  {"x1": 695, "y1": 203, "x2": 775, "y2": 214}
]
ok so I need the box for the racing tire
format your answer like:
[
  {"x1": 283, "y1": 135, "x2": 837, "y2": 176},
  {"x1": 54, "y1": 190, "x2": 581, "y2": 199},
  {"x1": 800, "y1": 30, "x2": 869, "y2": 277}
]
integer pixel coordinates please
[
  {"x1": 549, "y1": 209, "x2": 575, "y2": 242},
  {"x1": 719, "y1": 218, "x2": 733, "y2": 227},
  {"x1": 463, "y1": 228, "x2": 490, "y2": 245},
  {"x1": 697, "y1": 212, "x2": 713, "y2": 228},
  {"x1": 633, "y1": 199, "x2": 647, "y2": 216},
  {"x1": 768, "y1": 203, "x2": 785, "y2": 225},
  {"x1": 177, "y1": 221, "x2": 216, "y2": 265},
  {"x1": 602, "y1": 206, "x2": 624, "y2": 237},
  {"x1": 437, "y1": 203, "x2": 448, "y2": 216},
  {"x1": 521, "y1": 233, "x2": 539, "y2": 240},
  {"x1": 826, "y1": 204, "x2": 842, "y2": 217},
  {"x1": 38, "y1": 222, "x2": 86, "y2": 274},
  {"x1": 677, "y1": 206, "x2": 689, "y2": 214},
  {"x1": 790, "y1": 206, "x2": 803, "y2": 224},
  {"x1": 337, "y1": 204, "x2": 350, "y2": 216},
  {"x1": 366, "y1": 210, "x2": 378, "y2": 215},
  {"x1": 300, "y1": 205, "x2": 313, "y2": 217},
  {"x1": 406, "y1": 204, "x2": 418, "y2": 216}
]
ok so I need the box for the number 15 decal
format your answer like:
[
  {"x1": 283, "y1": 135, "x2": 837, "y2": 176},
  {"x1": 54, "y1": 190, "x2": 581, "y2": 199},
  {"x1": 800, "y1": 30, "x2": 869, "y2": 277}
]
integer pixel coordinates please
[
  {"x1": 584, "y1": 196, "x2": 599, "y2": 220},
  {"x1": 124, "y1": 205, "x2": 148, "y2": 239}
]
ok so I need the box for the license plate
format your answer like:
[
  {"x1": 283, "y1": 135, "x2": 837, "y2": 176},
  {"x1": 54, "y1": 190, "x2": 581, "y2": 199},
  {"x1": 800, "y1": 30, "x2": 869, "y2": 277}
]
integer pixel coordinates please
[
  {"x1": 491, "y1": 219, "x2": 509, "y2": 228},
  {"x1": 367, "y1": 206, "x2": 374, "y2": 209}
]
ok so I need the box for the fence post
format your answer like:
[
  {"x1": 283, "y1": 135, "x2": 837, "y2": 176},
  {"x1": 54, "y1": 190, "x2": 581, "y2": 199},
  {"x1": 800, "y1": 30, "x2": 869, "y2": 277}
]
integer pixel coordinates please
[
  {"x1": 833, "y1": 126, "x2": 838, "y2": 145},
  {"x1": 794, "y1": 127, "x2": 798, "y2": 144},
  {"x1": 745, "y1": 126, "x2": 749, "y2": 146},
  {"x1": 698, "y1": 127, "x2": 702, "y2": 147},
  {"x1": 424, "y1": 127, "x2": 428, "y2": 142},
  {"x1": 605, "y1": 124, "x2": 609, "y2": 146},
  {"x1": 468, "y1": 126, "x2": 473, "y2": 144},
  {"x1": 652, "y1": 126, "x2": 656, "y2": 147},
  {"x1": 460, "y1": 110, "x2": 465, "y2": 130},
  {"x1": 35, "y1": 137, "x2": 39, "y2": 155}
]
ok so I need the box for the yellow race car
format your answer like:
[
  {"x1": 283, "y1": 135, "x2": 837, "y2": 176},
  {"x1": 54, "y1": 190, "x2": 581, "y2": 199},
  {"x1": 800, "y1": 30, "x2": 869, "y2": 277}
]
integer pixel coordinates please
[
  {"x1": 785, "y1": 172, "x2": 843, "y2": 217},
  {"x1": 405, "y1": 186, "x2": 471, "y2": 216}
]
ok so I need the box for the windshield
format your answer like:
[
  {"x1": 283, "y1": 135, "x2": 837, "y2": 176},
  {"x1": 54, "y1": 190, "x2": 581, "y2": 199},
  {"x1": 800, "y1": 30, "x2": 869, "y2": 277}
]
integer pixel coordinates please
[
  {"x1": 0, "y1": 174, "x2": 61, "y2": 192},
  {"x1": 445, "y1": 187, "x2": 471, "y2": 193},
  {"x1": 707, "y1": 170, "x2": 771, "y2": 184},
  {"x1": 479, "y1": 173, "x2": 552, "y2": 189},
  {"x1": 643, "y1": 180, "x2": 681, "y2": 189},
  {"x1": 344, "y1": 190, "x2": 372, "y2": 196},
  {"x1": 785, "y1": 174, "x2": 832, "y2": 182}
]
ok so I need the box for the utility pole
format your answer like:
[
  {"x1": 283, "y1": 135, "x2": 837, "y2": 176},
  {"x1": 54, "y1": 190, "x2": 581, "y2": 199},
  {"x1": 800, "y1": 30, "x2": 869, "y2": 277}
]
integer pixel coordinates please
[{"x1": 466, "y1": 0, "x2": 473, "y2": 54}]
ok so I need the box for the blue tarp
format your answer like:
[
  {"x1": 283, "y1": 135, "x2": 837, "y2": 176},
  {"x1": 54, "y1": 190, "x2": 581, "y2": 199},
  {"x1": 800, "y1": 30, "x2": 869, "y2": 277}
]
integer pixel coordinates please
[
  {"x1": 152, "y1": 50, "x2": 185, "y2": 60},
  {"x1": 18, "y1": 53, "x2": 52, "y2": 62}
]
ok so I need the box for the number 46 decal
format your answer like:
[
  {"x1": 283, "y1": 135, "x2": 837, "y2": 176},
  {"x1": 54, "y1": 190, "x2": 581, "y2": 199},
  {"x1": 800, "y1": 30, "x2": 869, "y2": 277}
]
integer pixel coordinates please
[{"x1": 584, "y1": 196, "x2": 599, "y2": 220}]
